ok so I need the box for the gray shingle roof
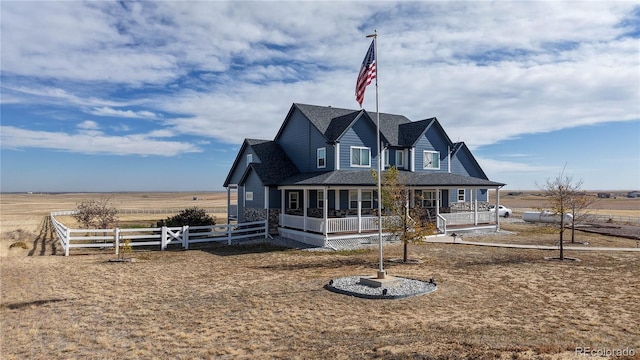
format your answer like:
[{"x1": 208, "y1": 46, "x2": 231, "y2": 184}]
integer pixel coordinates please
[
  {"x1": 294, "y1": 103, "x2": 412, "y2": 145},
  {"x1": 279, "y1": 170, "x2": 504, "y2": 187},
  {"x1": 243, "y1": 140, "x2": 299, "y2": 185}
]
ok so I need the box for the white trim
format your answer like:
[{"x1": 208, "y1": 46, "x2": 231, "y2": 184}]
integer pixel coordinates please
[
  {"x1": 246, "y1": 191, "x2": 254, "y2": 201},
  {"x1": 383, "y1": 149, "x2": 390, "y2": 168},
  {"x1": 457, "y1": 189, "x2": 465, "y2": 202},
  {"x1": 246, "y1": 153, "x2": 252, "y2": 167},
  {"x1": 410, "y1": 147, "x2": 415, "y2": 171},
  {"x1": 335, "y1": 143, "x2": 340, "y2": 170},
  {"x1": 350, "y1": 146, "x2": 371, "y2": 168}
]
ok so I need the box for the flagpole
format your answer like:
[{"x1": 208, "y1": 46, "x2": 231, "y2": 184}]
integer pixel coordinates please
[{"x1": 367, "y1": 30, "x2": 384, "y2": 279}]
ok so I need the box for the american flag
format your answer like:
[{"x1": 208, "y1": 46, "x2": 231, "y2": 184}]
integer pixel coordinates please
[{"x1": 355, "y1": 40, "x2": 376, "y2": 107}]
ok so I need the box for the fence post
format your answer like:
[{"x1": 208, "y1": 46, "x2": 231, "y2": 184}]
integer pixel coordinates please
[
  {"x1": 228, "y1": 224, "x2": 232, "y2": 245},
  {"x1": 65, "y1": 227, "x2": 70, "y2": 257},
  {"x1": 183, "y1": 225, "x2": 189, "y2": 250},
  {"x1": 115, "y1": 228, "x2": 120, "y2": 255},
  {"x1": 264, "y1": 220, "x2": 268, "y2": 238},
  {"x1": 161, "y1": 226, "x2": 167, "y2": 251}
]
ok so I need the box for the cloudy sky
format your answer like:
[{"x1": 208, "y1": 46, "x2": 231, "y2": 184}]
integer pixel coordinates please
[{"x1": 1, "y1": 1, "x2": 638, "y2": 192}]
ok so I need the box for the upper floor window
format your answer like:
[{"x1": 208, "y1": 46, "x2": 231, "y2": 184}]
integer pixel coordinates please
[
  {"x1": 396, "y1": 150, "x2": 404, "y2": 169},
  {"x1": 351, "y1": 146, "x2": 371, "y2": 167},
  {"x1": 246, "y1": 154, "x2": 252, "y2": 167},
  {"x1": 317, "y1": 148, "x2": 326, "y2": 168},
  {"x1": 423, "y1": 150, "x2": 440, "y2": 170},
  {"x1": 246, "y1": 191, "x2": 254, "y2": 201}
]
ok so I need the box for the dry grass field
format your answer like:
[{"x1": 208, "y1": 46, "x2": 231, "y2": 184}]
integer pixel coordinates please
[{"x1": 1, "y1": 192, "x2": 639, "y2": 359}]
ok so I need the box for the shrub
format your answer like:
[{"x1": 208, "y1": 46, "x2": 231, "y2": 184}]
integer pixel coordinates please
[
  {"x1": 73, "y1": 197, "x2": 119, "y2": 229},
  {"x1": 156, "y1": 207, "x2": 216, "y2": 227}
]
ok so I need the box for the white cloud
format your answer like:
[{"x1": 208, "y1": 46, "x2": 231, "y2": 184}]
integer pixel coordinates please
[
  {"x1": 89, "y1": 107, "x2": 159, "y2": 119},
  {"x1": 0, "y1": 126, "x2": 201, "y2": 157},
  {"x1": 1, "y1": 1, "x2": 638, "y2": 152},
  {"x1": 77, "y1": 120, "x2": 100, "y2": 130}
]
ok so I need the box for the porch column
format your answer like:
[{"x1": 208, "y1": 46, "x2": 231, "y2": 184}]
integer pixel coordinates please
[
  {"x1": 227, "y1": 186, "x2": 231, "y2": 224},
  {"x1": 303, "y1": 189, "x2": 308, "y2": 232},
  {"x1": 281, "y1": 189, "x2": 285, "y2": 228},
  {"x1": 357, "y1": 188, "x2": 362, "y2": 233},
  {"x1": 334, "y1": 189, "x2": 340, "y2": 211},
  {"x1": 323, "y1": 187, "x2": 328, "y2": 236},
  {"x1": 435, "y1": 188, "x2": 440, "y2": 218},
  {"x1": 472, "y1": 188, "x2": 477, "y2": 225},
  {"x1": 264, "y1": 186, "x2": 269, "y2": 231},
  {"x1": 495, "y1": 186, "x2": 500, "y2": 231}
]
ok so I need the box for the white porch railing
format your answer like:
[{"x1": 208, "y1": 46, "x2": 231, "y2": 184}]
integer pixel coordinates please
[
  {"x1": 280, "y1": 214, "x2": 399, "y2": 234},
  {"x1": 440, "y1": 211, "x2": 496, "y2": 226}
]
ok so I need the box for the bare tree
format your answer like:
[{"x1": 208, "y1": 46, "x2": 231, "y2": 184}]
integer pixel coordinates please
[
  {"x1": 373, "y1": 167, "x2": 434, "y2": 263},
  {"x1": 539, "y1": 169, "x2": 586, "y2": 260},
  {"x1": 73, "y1": 197, "x2": 119, "y2": 229}
]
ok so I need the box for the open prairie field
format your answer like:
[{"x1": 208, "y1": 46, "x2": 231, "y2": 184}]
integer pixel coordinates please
[
  {"x1": 0, "y1": 192, "x2": 231, "y2": 234},
  {"x1": 1, "y1": 192, "x2": 639, "y2": 359},
  {"x1": 496, "y1": 191, "x2": 640, "y2": 218}
]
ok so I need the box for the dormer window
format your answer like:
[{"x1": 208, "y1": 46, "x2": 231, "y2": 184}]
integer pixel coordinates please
[
  {"x1": 350, "y1": 146, "x2": 371, "y2": 167},
  {"x1": 317, "y1": 147, "x2": 326, "y2": 168},
  {"x1": 396, "y1": 150, "x2": 404, "y2": 169},
  {"x1": 423, "y1": 150, "x2": 440, "y2": 170}
]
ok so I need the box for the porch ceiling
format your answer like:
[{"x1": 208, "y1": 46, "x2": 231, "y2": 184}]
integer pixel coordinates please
[{"x1": 278, "y1": 170, "x2": 504, "y2": 188}]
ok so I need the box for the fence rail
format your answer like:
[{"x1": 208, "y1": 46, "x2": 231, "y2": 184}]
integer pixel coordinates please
[{"x1": 51, "y1": 211, "x2": 266, "y2": 256}]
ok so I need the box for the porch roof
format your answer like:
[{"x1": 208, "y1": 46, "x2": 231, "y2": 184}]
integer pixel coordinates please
[{"x1": 278, "y1": 170, "x2": 504, "y2": 188}]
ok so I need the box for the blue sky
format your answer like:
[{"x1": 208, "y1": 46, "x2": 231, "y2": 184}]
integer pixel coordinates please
[{"x1": 1, "y1": 1, "x2": 639, "y2": 192}]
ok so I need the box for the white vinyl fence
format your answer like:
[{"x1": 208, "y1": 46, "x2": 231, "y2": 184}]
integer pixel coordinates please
[{"x1": 50, "y1": 211, "x2": 267, "y2": 256}]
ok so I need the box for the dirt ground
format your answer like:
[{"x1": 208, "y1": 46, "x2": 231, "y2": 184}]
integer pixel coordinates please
[{"x1": 1, "y1": 192, "x2": 639, "y2": 359}]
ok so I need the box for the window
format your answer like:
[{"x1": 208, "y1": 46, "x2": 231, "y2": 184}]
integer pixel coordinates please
[
  {"x1": 349, "y1": 190, "x2": 373, "y2": 209},
  {"x1": 362, "y1": 191, "x2": 373, "y2": 209},
  {"x1": 288, "y1": 192, "x2": 299, "y2": 210},
  {"x1": 317, "y1": 190, "x2": 324, "y2": 208},
  {"x1": 350, "y1": 147, "x2": 371, "y2": 167},
  {"x1": 423, "y1": 151, "x2": 440, "y2": 169},
  {"x1": 457, "y1": 189, "x2": 465, "y2": 202},
  {"x1": 384, "y1": 149, "x2": 390, "y2": 168},
  {"x1": 246, "y1": 154, "x2": 252, "y2": 167},
  {"x1": 416, "y1": 190, "x2": 437, "y2": 208},
  {"x1": 396, "y1": 150, "x2": 404, "y2": 169},
  {"x1": 317, "y1": 147, "x2": 326, "y2": 168},
  {"x1": 246, "y1": 191, "x2": 253, "y2": 201}
]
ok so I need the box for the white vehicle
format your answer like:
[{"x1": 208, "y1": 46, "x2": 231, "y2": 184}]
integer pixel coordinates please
[{"x1": 488, "y1": 204, "x2": 512, "y2": 217}]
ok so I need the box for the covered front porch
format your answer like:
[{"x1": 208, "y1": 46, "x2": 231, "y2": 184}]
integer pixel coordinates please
[{"x1": 277, "y1": 185, "x2": 502, "y2": 246}]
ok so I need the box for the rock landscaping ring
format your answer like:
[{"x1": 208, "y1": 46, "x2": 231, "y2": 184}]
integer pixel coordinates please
[{"x1": 326, "y1": 275, "x2": 437, "y2": 300}]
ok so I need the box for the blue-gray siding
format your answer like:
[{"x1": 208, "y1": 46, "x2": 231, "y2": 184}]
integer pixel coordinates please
[
  {"x1": 338, "y1": 117, "x2": 380, "y2": 170},
  {"x1": 276, "y1": 108, "x2": 333, "y2": 172},
  {"x1": 227, "y1": 145, "x2": 259, "y2": 186}
]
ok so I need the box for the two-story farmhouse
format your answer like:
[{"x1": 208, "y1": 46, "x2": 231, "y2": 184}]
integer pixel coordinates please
[{"x1": 224, "y1": 103, "x2": 505, "y2": 247}]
